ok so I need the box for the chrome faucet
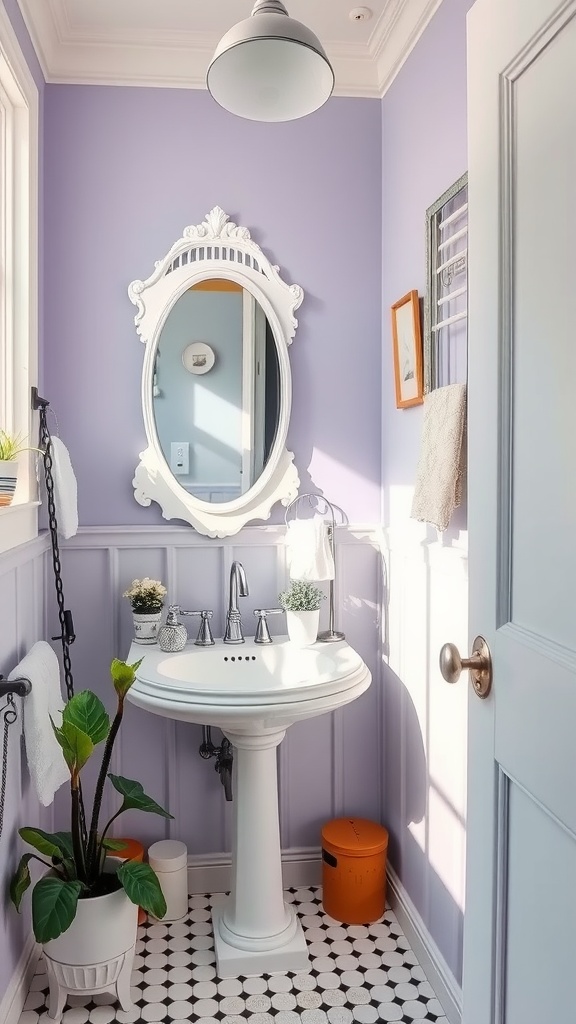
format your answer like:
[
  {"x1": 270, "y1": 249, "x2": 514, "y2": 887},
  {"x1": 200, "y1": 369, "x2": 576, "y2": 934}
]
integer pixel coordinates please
[{"x1": 224, "y1": 561, "x2": 249, "y2": 643}]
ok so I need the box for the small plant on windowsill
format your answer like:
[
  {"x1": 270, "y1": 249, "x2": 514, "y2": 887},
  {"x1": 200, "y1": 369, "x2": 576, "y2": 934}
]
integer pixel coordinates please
[
  {"x1": 0, "y1": 430, "x2": 43, "y2": 508},
  {"x1": 279, "y1": 580, "x2": 325, "y2": 648}
]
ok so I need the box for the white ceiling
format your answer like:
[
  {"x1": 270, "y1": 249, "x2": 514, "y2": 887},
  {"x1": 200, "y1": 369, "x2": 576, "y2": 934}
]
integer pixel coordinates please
[{"x1": 17, "y1": 0, "x2": 443, "y2": 97}]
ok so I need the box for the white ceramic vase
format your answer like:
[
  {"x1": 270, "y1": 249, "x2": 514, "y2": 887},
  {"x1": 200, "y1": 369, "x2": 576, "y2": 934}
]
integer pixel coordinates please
[
  {"x1": 132, "y1": 610, "x2": 162, "y2": 644},
  {"x1": 286, "y1": 609, "x2": 320, "y2": 648},
  {"x1": 42, "y1": 865, "x2": 138, "y2": 1022},
  {"x1": 0, "y1": 459, "x2": 18, "y2": 507}
]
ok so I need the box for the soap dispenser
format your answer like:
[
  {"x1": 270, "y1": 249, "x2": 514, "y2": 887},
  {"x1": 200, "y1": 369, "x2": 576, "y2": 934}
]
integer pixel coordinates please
[{"x1": 157, "y1": 605, "x2": 188, "y2": 653}]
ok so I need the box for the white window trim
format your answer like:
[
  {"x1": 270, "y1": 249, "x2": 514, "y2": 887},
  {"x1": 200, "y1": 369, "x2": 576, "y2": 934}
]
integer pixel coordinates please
[{"x1": 0, "y1": 5, "x2": 39, "y2": 556}]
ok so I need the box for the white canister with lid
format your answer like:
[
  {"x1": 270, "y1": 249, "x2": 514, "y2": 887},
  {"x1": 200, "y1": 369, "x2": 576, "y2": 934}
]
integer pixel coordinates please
[{"x1": 148, "y1": 840, "x2": 188, "y2": 922}]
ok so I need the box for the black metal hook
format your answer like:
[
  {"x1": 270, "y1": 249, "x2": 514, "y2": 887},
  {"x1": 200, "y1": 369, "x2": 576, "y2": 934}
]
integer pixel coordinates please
[
  {"x1": 51, "y1": 610, "x2": 76, "y2": 646},
  {"x1": 0, "y1": 675, "x2": 32, "y2": 698},
  {"x1": 31, "y1": 386, "x2": 49, "y2": 411}
]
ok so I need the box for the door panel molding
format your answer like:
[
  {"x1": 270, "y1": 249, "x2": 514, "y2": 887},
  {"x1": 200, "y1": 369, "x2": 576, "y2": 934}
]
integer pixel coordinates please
[
  {"x1": 493, "y1": 769, "x2": 509, "y2": 1024},
  {"x1": 496, "y1": 71, "x2": 514, "y2": 632},
  {"x1": 499, "y1": 622, "x2": 576, "y2": 672}
]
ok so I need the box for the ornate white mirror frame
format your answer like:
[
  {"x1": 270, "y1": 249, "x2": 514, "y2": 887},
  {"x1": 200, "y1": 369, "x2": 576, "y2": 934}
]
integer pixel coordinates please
[{"x1": 128, "y1": 207, "x2": 302, "y2": 538}]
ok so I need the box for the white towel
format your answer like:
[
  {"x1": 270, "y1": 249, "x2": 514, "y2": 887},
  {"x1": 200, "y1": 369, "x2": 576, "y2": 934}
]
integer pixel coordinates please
[
  {"x1": 411, "y1": 384, "x2": 467, "y2": 532},
  {"x1": 9, "y1": 642, "x2": 69, "y2": 806},
  {"x1": 50, "y1": 436, "x2": 78, "y2": 539},
  {"x1": 285, "y1": 519, "x2": 335, "y2": 581}
]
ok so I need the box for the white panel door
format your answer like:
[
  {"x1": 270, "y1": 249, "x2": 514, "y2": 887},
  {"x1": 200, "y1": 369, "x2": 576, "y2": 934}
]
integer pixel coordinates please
[{"x1": 464, "y1": 1, "x2": 576, "y2": 1021}]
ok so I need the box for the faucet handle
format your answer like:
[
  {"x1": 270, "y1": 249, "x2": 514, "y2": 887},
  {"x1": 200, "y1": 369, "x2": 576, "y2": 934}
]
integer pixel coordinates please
[
  {"x1": 253, "y1": 608, "x2": 283, "y2": 645},
  {"x1": 180, "y1": 609, "x2": 215, "y2": 646}
]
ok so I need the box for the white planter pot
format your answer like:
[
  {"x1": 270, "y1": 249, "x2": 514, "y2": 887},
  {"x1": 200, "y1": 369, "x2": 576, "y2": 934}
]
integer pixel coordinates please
[
  {"x1": 0, "y1": 459, "x2": 18, "y2": 507},
  {"x1": 132, "y1": 611, "x2": 161, "y2": 644},
  {"x1": 286, "y1": 609, "x2": 320, "y2": 648},
  {"x1": 42, "y1": 864, "x2": 138, "y2": 1022}
]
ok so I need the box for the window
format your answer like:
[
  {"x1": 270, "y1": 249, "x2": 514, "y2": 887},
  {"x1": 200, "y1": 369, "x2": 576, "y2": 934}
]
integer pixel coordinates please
[{"x1": 0, "y1": 7, "x2": 39, "y2": 554}]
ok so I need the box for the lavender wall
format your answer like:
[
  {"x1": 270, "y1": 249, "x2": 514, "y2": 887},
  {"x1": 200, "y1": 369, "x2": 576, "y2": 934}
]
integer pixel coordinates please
[
  {"x1": 380, "y1": 0, "x2": 474, "y2": 988},
  {"x1": 43, "y1": 88, "x2": 382, "y2": 526}
]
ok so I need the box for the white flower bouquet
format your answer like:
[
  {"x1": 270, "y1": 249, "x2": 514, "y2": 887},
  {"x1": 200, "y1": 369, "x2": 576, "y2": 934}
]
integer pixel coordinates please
[{"x1": 123, "y1": 577, "x2": 167, "y2": 614}]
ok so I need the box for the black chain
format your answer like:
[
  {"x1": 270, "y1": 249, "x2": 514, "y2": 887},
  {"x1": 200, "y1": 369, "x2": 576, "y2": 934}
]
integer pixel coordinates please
[
  {"x1": 37, "y1": 404, "x2": 87, "y2": 844},
  {"x1": 39, "y1": 409, "x2": 77, "y2": 691},
  {"x1": 0, "y1": 696, "x2": 18, "y2": 842}
]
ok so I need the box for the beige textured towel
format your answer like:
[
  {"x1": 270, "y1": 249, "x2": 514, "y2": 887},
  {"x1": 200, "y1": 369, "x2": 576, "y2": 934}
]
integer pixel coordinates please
[{"x1": 411, "y1": 384, "x2": 467, "y2": 532}]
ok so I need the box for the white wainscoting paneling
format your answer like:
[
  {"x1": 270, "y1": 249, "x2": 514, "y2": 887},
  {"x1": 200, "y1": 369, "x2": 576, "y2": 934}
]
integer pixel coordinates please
[{"x1": 54, "y1": 525, "x2": 383, "y2": 858}]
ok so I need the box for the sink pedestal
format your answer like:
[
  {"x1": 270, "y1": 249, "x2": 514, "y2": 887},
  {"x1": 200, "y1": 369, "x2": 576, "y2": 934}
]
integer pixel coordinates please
[
  {"x1": 127, "y1": 638, "x2": 372, "y2": 976},
  {"x1": 213, "y1": 728, "x2": 310, "y2": 978}
]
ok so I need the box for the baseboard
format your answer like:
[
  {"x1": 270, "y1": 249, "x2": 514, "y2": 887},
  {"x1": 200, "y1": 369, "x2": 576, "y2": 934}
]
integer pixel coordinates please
[
  {"x1": 0, "y1": 934, "x2": 39, "y2": 1024},
  {"x1": 187, "y1": 847, "x2": 322, "y2": 896},
  {"x1": 386, "y1": 864, "x2": 462, "y2": 1024}
]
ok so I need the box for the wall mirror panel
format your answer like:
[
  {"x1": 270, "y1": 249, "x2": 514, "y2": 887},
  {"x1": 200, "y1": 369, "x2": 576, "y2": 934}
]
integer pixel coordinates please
[{"x1": 129, "y1": 208, "x2": 302, "y2": 537}]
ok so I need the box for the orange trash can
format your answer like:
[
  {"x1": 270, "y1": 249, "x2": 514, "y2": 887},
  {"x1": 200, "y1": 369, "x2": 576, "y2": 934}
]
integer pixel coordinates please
[{"x1": 321, "y1": 818, "x2": 388, "y2": 925}]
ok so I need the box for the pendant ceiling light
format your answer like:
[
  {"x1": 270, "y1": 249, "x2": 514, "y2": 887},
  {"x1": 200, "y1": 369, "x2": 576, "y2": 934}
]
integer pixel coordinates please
[{"x1": 207, "y1": 0, "x2": 335, "y2": 123}]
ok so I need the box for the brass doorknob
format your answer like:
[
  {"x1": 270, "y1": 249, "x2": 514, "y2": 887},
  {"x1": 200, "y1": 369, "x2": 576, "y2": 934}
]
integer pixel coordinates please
[{"x1": 439, "y1": 635, "x2": 492, "y2": 699}]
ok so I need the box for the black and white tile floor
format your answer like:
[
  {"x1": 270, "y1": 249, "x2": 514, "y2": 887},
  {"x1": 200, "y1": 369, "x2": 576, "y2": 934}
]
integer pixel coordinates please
[{"x1": 18, "y1": 887, "x2": 449, "y2": 1024}]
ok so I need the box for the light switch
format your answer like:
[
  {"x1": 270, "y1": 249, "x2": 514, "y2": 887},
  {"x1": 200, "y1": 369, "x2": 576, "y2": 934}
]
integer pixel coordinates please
[{"x1": 170, "y1": 442, "x2": 189, "y2": 475}]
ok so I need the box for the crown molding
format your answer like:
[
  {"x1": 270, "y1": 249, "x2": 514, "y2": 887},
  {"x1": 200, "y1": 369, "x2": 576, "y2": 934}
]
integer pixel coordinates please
[
  {"x1": 373, "y1": 0, "x2": 445, "y2": 95},
  {"x1": 17, "y1": 0, "x2": 443, "y2": 98}
]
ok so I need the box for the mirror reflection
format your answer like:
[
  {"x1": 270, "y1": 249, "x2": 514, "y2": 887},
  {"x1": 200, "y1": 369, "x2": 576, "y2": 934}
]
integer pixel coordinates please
[{"x1": 153, "y1": 279, "x2": 280, "y2": 504}]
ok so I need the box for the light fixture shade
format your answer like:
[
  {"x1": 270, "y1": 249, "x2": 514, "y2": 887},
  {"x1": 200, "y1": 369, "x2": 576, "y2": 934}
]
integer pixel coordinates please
[{"x1": 207, "y1": 0, "x2": 335, "y2": 122}]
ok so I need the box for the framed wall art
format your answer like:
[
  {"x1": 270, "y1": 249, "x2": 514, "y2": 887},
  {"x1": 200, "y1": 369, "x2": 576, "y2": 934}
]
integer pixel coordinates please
[{"x1": 391, "y1": 289, "x2": 424, "y2": 409}]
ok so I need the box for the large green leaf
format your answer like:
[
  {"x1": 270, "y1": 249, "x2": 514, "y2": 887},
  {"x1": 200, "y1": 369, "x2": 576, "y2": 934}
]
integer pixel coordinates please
[
  {"x1": 63, "y1": 691, "x2": 109, "y2": 745},
  {"x1": 19, "y1": 828, "x2": 72, "y2": 861},
  {"x1": 111, "y1": 658, "x2": 143, "y2": 699},
  {"x1": 118, "y1": 861, "x2": 167, "y2": 919},
  {"x1": 51, "y1": 832, "x2": 74, "y2": 860},
  {"x1": 31, "y1": 876, "x2": 83, "y2": 943},
  {"x1": 108, "y1": 775, "x2": 173, "y2": 819},
  {"x1": 52, "y1": 719, "x2": 94, "y2": 773},
  {"x1": 10, "y1": 854, "x2": 33, "y2": 911}
]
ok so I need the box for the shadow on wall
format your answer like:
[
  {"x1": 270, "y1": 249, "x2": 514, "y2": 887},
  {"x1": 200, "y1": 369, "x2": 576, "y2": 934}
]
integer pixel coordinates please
[
  {"x1": 382, "y1": 664, "x2": 427, "y2": 867},
  {"x1": 380, "y1": 529, "x2": 468, "y2": 984}
]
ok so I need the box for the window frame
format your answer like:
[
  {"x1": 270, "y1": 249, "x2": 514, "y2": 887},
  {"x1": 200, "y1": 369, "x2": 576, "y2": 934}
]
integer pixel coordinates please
[{"x1": 0, "y1": 6, "x2": 39, "y2": 555}]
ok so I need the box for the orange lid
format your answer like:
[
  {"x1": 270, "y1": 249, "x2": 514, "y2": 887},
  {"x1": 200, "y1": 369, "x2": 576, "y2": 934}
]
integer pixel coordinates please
[
  {"x1": 322, "y1": 818, "x2": 388, "y2": 857},
  {"x1": 113, "y1": 837, "x2": 145, "y2": 861}
]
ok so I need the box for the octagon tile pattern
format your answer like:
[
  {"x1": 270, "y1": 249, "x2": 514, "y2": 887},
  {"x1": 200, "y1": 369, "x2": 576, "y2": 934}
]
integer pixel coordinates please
[{"x1": 18, "y1": 887, "x2": 449, "y2": 1024}]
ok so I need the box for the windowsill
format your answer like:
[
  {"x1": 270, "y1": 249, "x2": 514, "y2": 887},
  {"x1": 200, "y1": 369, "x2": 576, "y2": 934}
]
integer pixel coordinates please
[{"x1": 0, "y1": 500, "x2": 40, "y2": 555}]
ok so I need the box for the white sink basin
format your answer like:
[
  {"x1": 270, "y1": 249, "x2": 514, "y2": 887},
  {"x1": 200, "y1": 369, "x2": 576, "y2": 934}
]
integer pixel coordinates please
[
  {"x1": 127, "y1": 637, "x2": 370, "y2": 732},
  {"x1": 126, "y1": 636, "x2": 371, "y2": 980}
]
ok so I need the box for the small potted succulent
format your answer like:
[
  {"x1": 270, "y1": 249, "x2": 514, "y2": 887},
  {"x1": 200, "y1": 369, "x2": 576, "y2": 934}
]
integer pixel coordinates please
[
  {"x1": 279, "y1": 579, "x2": 325, "y2": 647},
  {"x1": 11, "y1": 658, "x2": 171, "y2": 1021},
  {"x1": 123, "y1": 577, "x2": 167, "y2": 644},
  {"x1": 0, "y1": 430, "x2": 42, "y2": 507}
]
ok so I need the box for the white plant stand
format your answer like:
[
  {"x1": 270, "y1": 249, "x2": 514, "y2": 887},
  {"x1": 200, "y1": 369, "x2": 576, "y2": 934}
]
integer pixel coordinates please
[
  {"x1": 44, "y1": 948, "x2": 135, "y2": 1021},
  {"x1": 213, "y1": 728, "x2": 310, "y2": 978}
]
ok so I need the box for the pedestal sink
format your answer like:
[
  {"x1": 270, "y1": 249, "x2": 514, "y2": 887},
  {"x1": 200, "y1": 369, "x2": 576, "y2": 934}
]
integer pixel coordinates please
[{"x1": 127, "y1": 637, "x2": 371, "y2": 978}]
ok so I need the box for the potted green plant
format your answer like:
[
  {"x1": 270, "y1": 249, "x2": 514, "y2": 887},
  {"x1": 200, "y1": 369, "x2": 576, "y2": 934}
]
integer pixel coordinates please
[
  {"x1": 123, "y1": 577, "x2": 167, "y2": 644},
  {"x1": 279, "y1": 579, "x2": 325, "y2": 647},
  {"x1": 0, "y1": 430, "x2": 42, "y2": 507},
  {"x1": 10, "y1": 658, "x2": 171, "y2": 1021}
]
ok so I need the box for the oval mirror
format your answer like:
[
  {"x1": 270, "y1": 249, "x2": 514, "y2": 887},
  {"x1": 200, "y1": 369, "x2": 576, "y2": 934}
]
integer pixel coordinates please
[
  {"x1": 153, "y1": 280, "x2": 281, "y2": 504},
  {"x1": 129, "y1": 208, "x2": 303, "y2": 537}
]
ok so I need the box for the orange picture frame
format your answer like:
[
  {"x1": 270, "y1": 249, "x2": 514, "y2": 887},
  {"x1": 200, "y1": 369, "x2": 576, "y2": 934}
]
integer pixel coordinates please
[{"x1": 391, "y1": 290, "x2": 424, "y2": 409}]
